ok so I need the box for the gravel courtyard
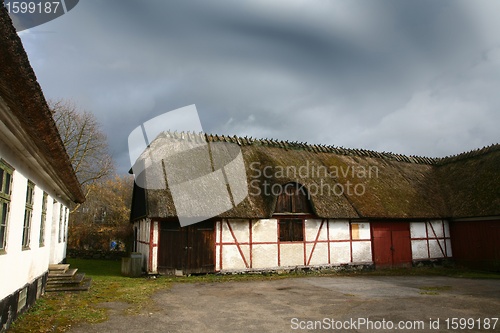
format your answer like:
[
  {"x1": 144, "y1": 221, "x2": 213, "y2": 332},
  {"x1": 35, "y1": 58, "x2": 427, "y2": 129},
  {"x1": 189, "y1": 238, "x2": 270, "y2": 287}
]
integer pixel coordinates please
[{"x1": 68, "y1": 276, "x2": 500, "y2": 333}]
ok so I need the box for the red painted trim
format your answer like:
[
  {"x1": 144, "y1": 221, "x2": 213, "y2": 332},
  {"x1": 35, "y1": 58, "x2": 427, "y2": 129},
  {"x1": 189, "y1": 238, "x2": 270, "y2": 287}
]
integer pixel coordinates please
[
  {"x1": 277, "y1": 221, "x2": 280, "y2": 267},
  {"x1": 307, "y1": 219, "x2": 325, "y2": 266},
  {"x1": 219, "y1": 220, "x2": 223, "y2": 270},
  {"x1": 303, "y1": 219, "x2": 307, "y2": 266},
  {"x1": 326, "y1": 219, "x2": 331, "y2": 264},
  {"x1": 349, "y1": 221, "x2": 353, "y2": 263},
  {"x1": 249, "y1": 219, "x2": 253, "y2": 268},
  {"x1": 428, "y1": 221, "x2": 446, "y2": 257},
  {"x1": 411, "y1": 237, "x2": 451, "y2": 241},
  {"x1": 425, "y1": 221, "x2": 430, "y2": 259},
  {"x1": 149, "y1": 221, "x2": 154, "y2": 272},
  {"x1": 214, "y1": 221, "x2": 218, "y2": 270},
  {"x1": 442, "y1": 220, "x2": 448, "y2": 256},
  {"x1": 226, "y1": 220, "x2": 249, "y2": 268}
]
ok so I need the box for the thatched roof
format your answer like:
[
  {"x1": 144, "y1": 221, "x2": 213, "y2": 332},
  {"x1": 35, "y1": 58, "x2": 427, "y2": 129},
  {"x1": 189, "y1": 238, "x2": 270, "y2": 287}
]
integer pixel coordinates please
[
  {"x1": 0, "y1": 7, "x2": 84, "y2": 204},
  {"x1": 130, "y1": 131, "x2": 499, "y2": 221}
]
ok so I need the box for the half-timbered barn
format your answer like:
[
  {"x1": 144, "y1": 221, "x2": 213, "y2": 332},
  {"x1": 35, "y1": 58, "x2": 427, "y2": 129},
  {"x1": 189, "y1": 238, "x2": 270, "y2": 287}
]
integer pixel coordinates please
[
  {"x1": 130, "y1": 131, "x2": 499, "y2": 275},
  {"x1": 0, "y1": 7, "x2": 85, "y2": 331}
]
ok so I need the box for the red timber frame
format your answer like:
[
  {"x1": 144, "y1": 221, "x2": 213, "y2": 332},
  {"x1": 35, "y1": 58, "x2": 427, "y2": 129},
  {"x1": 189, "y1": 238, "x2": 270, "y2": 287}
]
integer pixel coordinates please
[
  {"x1": 410, "y1": 220, "x2": 452, "y2": 259},
  {"x1": 215, "y1": 218, "x2": 372, "y2": 271}
]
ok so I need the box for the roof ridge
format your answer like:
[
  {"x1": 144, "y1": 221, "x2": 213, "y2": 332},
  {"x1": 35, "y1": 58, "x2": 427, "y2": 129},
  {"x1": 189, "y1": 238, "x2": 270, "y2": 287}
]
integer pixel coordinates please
[
  {"x1": 435, "y1": 143, "x2": 500, "y2": 165},
  {"x1": 157, "y1": 131, "x2": 499, "y2": 165},
  {"x1": 157, "y1": 130, "x2": 439, "y2": 165}
]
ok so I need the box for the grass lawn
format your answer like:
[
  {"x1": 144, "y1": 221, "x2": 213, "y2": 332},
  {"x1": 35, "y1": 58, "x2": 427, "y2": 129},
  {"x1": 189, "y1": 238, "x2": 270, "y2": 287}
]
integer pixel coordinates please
[{"x1": 8, "y1": 259, "x2": 500, "y2": 333}]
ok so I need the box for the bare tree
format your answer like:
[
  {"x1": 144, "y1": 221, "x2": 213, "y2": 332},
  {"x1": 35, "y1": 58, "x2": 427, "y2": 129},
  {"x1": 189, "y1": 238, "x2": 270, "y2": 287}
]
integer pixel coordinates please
[
  {"x1": 50, "y1": 99, "x2": 115, "y2": 210},
  {"x1": 68, "y1": 175, "x2": 133, "y2": 251}
]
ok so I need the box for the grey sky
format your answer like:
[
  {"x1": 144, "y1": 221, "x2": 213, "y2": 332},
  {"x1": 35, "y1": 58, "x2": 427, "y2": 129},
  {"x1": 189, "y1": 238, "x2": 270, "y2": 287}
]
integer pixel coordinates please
[{"x1": 18, "y1": 0, "x2": 500, "y2": 173}]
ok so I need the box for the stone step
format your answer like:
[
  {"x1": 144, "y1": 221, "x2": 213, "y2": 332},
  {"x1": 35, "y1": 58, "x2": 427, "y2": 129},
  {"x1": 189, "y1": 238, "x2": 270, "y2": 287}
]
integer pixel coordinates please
[
  {"x1": 47, "y1": 273, "x2": 85, "y2": 285},
  {"x1": 48, "y1": 264, "x2": 70, "y2": 273},
  {"x1": 45, "y1": 277, "x2": 92, "y2": 292},
  {"x1": 48, "y1": 268, "x2": 78, "y2": 278}
]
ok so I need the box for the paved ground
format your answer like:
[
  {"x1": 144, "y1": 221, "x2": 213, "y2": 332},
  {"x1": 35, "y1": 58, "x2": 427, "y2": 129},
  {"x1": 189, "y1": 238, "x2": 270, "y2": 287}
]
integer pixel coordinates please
[{"x1": 69, "y1": 276, "x2": 500, "y2": 332}]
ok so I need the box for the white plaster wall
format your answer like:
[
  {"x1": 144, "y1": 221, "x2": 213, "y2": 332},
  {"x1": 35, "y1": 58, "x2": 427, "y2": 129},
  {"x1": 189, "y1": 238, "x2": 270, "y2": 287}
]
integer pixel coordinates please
[
  {"x1": 329, "y1": 220, "x2": 350, "y2": 240},
  {"x1": 134, "y1": 219, "x2": 151, "y2": 271},
  {"x1": 50, "y1": 203, "x2": 68, "y2": 265},
  {"x1": 252, "y1": 244, "x2": 278, "y2": 268},
  {"x1": 330, "y1": 242, "x2": 350, "y2": 264},
  {"x1": 223, "y1": 219, "x2": 250, "y2": 243},
  {"x1": 280, "y1": 243, "x2": 304, "y2": 267},
  {"x1": 429, "y1": 239, "x2": 447, "y2": 258},
  {"x1": 411, "y1": 240, "x2": 429, "y2": 259},
  {"x1": 305, "y1": 219, "x2": 327, "y2": 242},
  {"x1": 0, "y1": 170, "x2": 63, "y2": 300},
  {"x1": 222, "y1": 244, "x2": 250, "y2": 269},
  {"x1": 352, "y1": 241, "x2": 372, "y2": 262},
  {"x1": 429, "y1": 220, "x2": 444, "y2": 237},
  {"x1": 352, "y1": 222, "x2": 370, "y2": 240},
  {"x1": 305, "y1": 242, "x2": 329, "y2": 266},
  {"x1": 252, "y1": 219, "x2": 277, "y2": 242},
  {"x1": 151, "y1": 221, "x2": 158, "y2": 273},
  {"x1": 410, "y1": 222, "x2": 427, "y2": 238},
  {"x1": 446, "y1": 239, "x2": 452, "y2": 257},
  {"x1": 410, "y1": 221, "x2": 452, "y2": 260}
]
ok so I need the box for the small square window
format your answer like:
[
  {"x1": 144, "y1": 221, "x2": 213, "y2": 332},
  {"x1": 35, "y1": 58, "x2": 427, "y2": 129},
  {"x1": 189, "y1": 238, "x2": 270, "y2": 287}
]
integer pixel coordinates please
[{"x1": 279, "y1": 219, "x2": 304, "y2": 242}]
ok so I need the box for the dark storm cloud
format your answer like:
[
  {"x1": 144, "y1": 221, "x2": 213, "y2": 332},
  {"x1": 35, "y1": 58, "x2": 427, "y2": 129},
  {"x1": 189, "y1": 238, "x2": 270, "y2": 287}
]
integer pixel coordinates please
[{"x1": 18, "y1": 0, "x2": 500, "y2": 173}]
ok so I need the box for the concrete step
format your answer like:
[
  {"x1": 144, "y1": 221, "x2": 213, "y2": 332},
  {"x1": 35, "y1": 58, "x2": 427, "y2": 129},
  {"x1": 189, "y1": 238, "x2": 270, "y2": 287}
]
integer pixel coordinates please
[
  {"x1": 47, "y1": 273, "x2": 85, "y2": 285},
  {"x1": 48, "y1": 264, "x2": 70, "y2": 273},
  {"x1": 45, "y1": 277, "x2": 92, "y2": 292},
  {"x1": 48, "y1": 268, "x2": 78, "y2": 278}
]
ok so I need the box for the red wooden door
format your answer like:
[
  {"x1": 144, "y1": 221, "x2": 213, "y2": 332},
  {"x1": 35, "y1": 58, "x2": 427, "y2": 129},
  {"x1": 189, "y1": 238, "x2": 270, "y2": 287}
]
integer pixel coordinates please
[{"x1": 371, "y1": 222, "x2": 412, "y2": 268}]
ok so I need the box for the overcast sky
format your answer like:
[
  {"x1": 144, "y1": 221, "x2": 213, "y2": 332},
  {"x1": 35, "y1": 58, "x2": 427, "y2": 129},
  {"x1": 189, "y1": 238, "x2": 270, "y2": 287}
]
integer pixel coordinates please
[{"x1": 18, "y1": 0, "x2": 500, "y2": 174}]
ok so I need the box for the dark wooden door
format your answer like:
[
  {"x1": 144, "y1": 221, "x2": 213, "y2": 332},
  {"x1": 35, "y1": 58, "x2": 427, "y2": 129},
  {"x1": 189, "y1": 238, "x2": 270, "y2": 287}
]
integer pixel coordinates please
[
  {"x1": 371, "y1": 222, "x2": 412, "y2": 268},
  {"x1": 158, "y1": 220, "x2": 215, "y2": 274}
]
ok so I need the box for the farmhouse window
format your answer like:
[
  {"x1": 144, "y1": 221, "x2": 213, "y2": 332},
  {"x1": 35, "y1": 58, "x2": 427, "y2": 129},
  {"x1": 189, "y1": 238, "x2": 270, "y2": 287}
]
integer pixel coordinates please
[
  {"x1": 59, "y1": 204, "x2": 63, "y2": 243},
  {"x1": 275, "y1": 183, "x2": 311, "y2": 214},
  {"x1": 22, "y1": 180, "x2": 35, "y2": 249},
  {"x1": 39, "y1": 192, "x2": 48, "y2": 247},
  {"x1": 0, "y1": 159, "x2": 13, "y2": 252},
  {"x1": 279, "y1": 218, "x2": 304, "y2": 242}
]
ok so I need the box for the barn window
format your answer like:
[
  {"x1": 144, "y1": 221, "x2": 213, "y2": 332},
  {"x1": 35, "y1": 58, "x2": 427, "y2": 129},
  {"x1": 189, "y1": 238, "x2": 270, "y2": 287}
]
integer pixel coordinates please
[
  {"x1": 0, "y1": 159, "x2": 13, "y2": 252},
  {"x1": 279, "y1": 218, "x2": 304, "y2": 242},
  {"x1": 274, "y1": 183, "x2": 312, "y2": 214},
  {"x1": 22, "y1": 180, "x2": 35, "y2": 249}
]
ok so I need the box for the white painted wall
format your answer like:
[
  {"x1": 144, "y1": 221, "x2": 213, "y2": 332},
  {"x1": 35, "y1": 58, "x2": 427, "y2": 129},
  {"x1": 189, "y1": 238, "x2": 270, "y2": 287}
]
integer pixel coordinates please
[
  {"x1": 216, "y1": 218, "x2": 373, "y2": 272},
  {"x1": 410, "y1": 220, "x2": 452, "y2": 260},
  {"x1": 133, "y1": 218, "x2": 152, "y2": 272},
  {"x1": 0, "y1": 167, "x2": 69, "y2": 300}
]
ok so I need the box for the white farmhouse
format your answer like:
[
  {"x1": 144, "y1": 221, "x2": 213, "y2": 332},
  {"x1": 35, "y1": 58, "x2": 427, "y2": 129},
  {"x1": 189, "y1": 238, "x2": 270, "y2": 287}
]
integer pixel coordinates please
[{"x1": 0, "y1": 7, "x2": 85, "y2": 331}]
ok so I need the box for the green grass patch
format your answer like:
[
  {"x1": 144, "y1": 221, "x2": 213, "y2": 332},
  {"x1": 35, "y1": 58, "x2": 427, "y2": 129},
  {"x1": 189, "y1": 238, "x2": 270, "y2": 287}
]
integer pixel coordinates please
[{"x1": 8, "y1": 260, "x2": 500, "y2": 332}]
